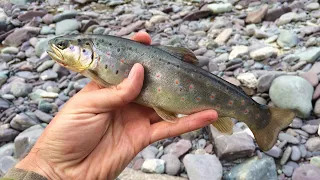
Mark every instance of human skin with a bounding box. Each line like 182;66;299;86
14;32;218;180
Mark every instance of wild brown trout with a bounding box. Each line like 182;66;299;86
47;34;295;151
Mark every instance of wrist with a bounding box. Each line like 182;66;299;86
15;153;62;180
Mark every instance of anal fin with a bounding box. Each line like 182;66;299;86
212;117;234;135
153;107;178;123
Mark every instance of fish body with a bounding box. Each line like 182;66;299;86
47;34;295;151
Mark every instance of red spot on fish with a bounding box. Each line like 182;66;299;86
244;109;249;114
120;59;125;64
228;100;233;106
111;64;114;68
157;87;161;92
156;73;161;78
106;52;110;56
210;93;215;100
241;100;245;105
175;79;179;85
181;97;185;101
196;97;201;102
215;105;221;109
189;84;194;90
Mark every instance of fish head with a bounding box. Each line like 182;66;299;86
47;36;95;72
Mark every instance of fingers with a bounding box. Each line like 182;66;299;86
131;31;152;45
73;63;145;113
149;110;218;143
79;81;101;93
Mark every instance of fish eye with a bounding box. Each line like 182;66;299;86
57;40;68;50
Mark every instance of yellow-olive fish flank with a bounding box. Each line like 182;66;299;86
47;34;296;151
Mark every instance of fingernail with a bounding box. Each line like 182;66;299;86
128;66;136;80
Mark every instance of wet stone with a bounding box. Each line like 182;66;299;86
292;164;320;180
281;146;292;165
141;159;165;174
10;112;40;131
0;126;20;142
301;124;318;134
0;156;17;175
265;146;282;158
290;118;303;128
161;154;181;176
290;146;301;161
166;139;191;158
0;143;14;158
306;137;320;152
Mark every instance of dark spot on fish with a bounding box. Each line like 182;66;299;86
117;48;120;52
167;62;170;65
116;70;119;74
77;39;81;43
109;43;112;46
82;49;86;53
86;42;90;45
177;65;180;68
96;43;99;46
105;65;108;69
129;47;132;50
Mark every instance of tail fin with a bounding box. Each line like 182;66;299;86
250;107;295;151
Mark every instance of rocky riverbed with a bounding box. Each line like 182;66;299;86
1;0;320;179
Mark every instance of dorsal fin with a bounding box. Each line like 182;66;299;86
154;45;199;65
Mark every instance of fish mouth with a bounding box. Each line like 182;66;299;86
47;44;67;66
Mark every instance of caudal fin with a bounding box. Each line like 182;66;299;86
250;107;295;151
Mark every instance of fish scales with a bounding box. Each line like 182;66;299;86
47;34;296;151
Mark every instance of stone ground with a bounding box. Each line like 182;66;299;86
1;0;320;179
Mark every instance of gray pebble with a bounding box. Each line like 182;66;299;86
290;146;301;161
281;146;292;165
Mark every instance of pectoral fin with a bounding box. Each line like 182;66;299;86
212;117;234;135
153;107;178;123
84;69;112;88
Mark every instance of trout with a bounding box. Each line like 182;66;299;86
47;34;295;151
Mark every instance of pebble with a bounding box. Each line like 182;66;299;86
314;99;320;117
229;45;249;60
257;74;277;93
300;72;319;87
269;76;314;118
207;3;233;14
292;164;320;180
305;2;320;11
183;154;222;180
313;84;320;100
277;30;299;48
290;118;303;128
0;156;17;175
209;126;255;160
290;146;301;161
55;19;81;35
265;146;282;158
297;47;320;63
0;126;20;142
224;155;277;180
14;124;45;159
245;4;268;24
166;139;191;158
236;73;258;89
278;133;300;144
197;139;206;149
142;146;158;160
301;124;318;134
310;156;320;168
281;146;292;165
161;154;181;176
282;165;294;177
34;110;53;123
40;70;58;81
0;143;14;158
214;28;232;45
10;81;32;98
10;113;39;131
1;47;19;54
141;159;165;174
53;10;78;22
306;137;320;152
249;46;278;61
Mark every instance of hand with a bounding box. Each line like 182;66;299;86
15;32;218;180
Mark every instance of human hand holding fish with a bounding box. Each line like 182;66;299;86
12;32;218;180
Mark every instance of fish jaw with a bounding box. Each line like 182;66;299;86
47;44;67;66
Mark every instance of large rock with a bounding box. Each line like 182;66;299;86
209;125;255;160
183;154;222;180
292;164;320;180
14;124;45;159
269;76;314;118
224;155;277;180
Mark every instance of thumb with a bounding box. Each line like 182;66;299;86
70;63;144;113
